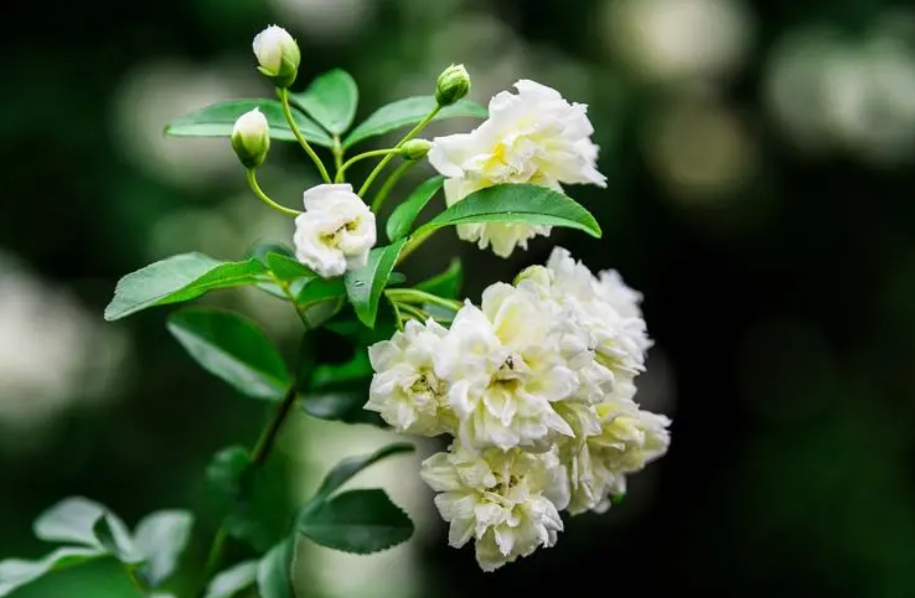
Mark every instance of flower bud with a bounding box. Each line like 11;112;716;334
400;139;433;160
252;25;301;88
435;64;471;107
231;108;270;169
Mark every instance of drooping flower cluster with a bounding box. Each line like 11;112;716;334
428;80;607;258
366;247;671;570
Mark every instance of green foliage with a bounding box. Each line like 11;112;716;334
264;252;315;283
208;446;294;553
164;99;333;147
387;176;444;241
290;69;359;135
343;96;487;148
299;349;385;426
256;541;295;598
132;511;194;587
415;183;603;239
344;239;408;328
167;308;291;401
203;561;258;598
296;444;415;554
0;548;105;597
1;499;193;596
415;259;463;299
298;489;413;554
105;254;268;321
308;443;414;503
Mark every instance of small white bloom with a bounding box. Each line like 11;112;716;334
231;108;270;168
429;80;606;187
561;381;671;515
365;319;456;436
436;284;577;451
428;80;606;258
420;443;569;572
293;184;376;278
252;25;300;81
521;247;652;381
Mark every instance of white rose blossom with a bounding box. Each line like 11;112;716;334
435;284;577;451
420;443;569;572
252;25;300;78
293;184;376;278
365;318;456;436
561;381;671;515
428;80;607;258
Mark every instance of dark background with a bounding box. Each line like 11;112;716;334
3;0;915;596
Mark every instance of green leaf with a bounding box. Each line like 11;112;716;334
289;70;359;135
34;498;116;548
248;242;295;264
310;443;414;504
300;351;383;426
297;277;346;306
344;239;408;328
133;511;194;587
265;252;315;283
92;515;141;564
167;308;291;401
105;254;268;321
209;448;294;552
414;183;602;239
299;489;413;554
204;561;259;598
0;548;105;597
207;446;252;501
415;259;463;299
257;541;294;598
343;96;487;148
387;176;444;242
164;99;333;147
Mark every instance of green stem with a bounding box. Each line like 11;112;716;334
332;136;344;177
387;298;405;331
358;106;441;197
197;382;299;597
386;288;462;311
396;302;430;322
277;277;313;330
278;87;332;184
371;159;417;212
335;148;399;184
126;566;147;596
398;228;438;263
246;170;301;217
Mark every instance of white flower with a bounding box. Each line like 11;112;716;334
520;247;652;381
365;319;456;436
428;80;606;258
420;443;569;571
561;381;671;515
429;80;606;187
252;25;300;80
435;284;577;451
293;184;376;278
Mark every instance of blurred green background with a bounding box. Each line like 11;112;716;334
3;0;915;596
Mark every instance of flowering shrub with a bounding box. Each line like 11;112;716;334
0;24;670;597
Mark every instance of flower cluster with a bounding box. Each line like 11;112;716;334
429;80;607;258
366;248;671;570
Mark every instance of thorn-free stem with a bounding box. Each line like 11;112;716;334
278;87;332;184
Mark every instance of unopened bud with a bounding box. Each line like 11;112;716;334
252;25;301;88
400;139;433;160
232;108;270;169
435;64;471;107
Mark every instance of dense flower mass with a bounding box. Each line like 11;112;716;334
428;80;607;257
293;183;376;278
366;247;671;570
